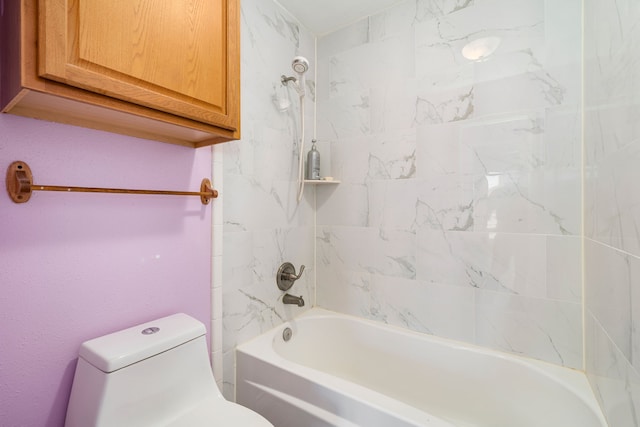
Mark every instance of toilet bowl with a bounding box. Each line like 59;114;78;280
64;313;273;427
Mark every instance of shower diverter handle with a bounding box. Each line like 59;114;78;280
277;262;305;291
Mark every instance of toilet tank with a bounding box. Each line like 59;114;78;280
65;314;220;427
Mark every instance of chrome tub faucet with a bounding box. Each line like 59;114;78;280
282;293;305;307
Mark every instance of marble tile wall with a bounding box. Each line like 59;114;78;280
220;0;316;399
316;0;584;369
224;3;640;423
584;0;640;424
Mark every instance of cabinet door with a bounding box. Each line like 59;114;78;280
38;0;239;132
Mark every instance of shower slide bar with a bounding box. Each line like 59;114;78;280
6;161;218;205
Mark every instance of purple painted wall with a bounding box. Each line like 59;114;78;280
0;115;213;426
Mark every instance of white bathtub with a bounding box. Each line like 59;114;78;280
236;308;608;427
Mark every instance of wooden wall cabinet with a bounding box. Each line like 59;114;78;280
1;0;240;148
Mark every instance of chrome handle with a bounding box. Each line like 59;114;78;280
283;264;305;281
277;262;305;291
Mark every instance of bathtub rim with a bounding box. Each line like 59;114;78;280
236;307;608;427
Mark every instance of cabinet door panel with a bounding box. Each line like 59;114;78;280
39;0;237;130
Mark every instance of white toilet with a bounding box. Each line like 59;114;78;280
65;313;273;426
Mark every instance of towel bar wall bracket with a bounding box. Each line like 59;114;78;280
6;161;218;205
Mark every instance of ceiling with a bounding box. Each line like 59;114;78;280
276;0;406;35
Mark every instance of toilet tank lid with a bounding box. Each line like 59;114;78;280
78;313;206;373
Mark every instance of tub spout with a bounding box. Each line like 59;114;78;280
283;293;305;307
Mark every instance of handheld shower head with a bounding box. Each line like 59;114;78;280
288;56;309;97
292;56;309;74
285;56;311;203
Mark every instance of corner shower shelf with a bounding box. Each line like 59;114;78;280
304;179;341;185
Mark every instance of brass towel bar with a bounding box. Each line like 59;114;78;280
6;161;218;205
